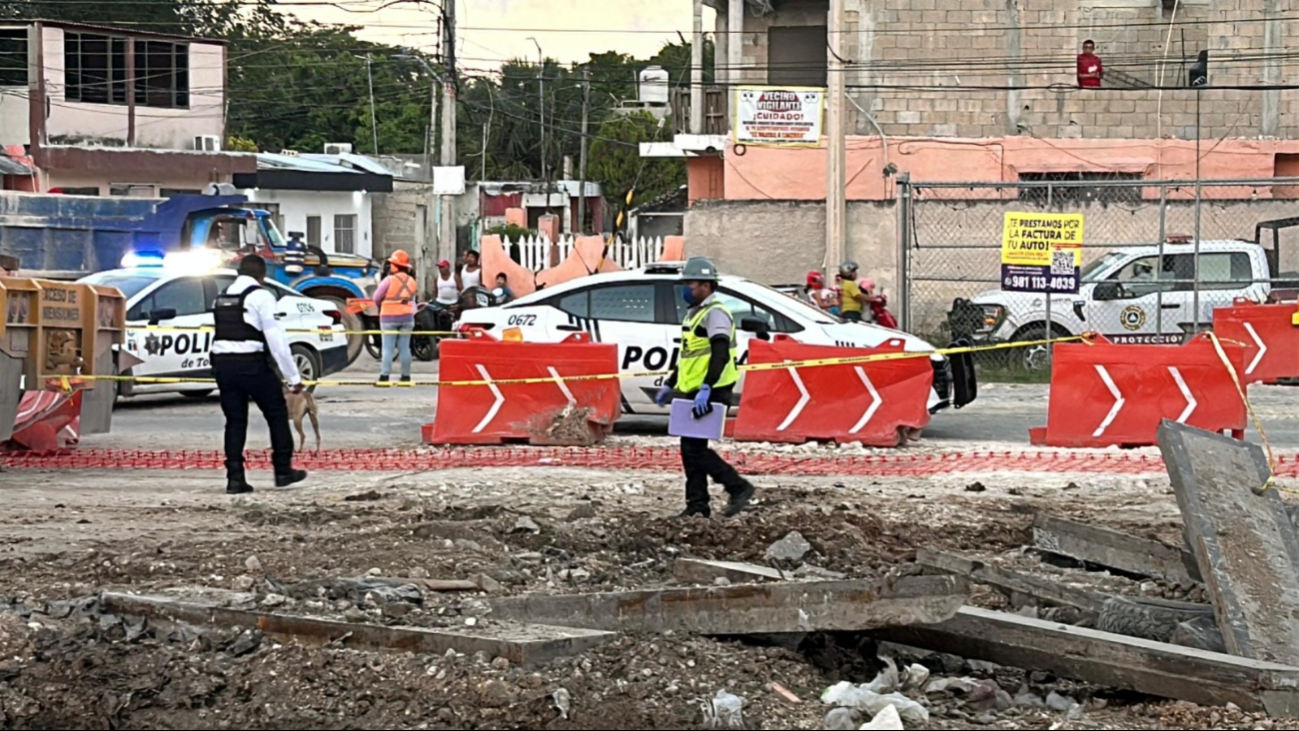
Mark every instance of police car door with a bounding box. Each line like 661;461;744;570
667;284;801;408
128;277;214;391
576;282;672;413
1087;254;1182;344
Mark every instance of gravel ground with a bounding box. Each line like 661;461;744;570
2;465;1297;729
6;358;1299;729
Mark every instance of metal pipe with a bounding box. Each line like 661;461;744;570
1156;184;1167;337
1193;87;1202;334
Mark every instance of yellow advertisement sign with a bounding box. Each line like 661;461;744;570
1001;212;1085;267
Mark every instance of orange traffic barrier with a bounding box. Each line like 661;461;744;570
423;330;622;446
1030;334;1248;448
1212;299;1299;384
730;335;934;447
4;390;81;452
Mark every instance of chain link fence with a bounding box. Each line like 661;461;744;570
898;176;1299;373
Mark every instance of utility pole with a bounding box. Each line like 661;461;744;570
690;0;704;134
366;54;379;154
527;38;544;184
578;67;590;234
825;0;847;277
439;0;457;265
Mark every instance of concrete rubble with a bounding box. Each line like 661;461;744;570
11;430;1299;727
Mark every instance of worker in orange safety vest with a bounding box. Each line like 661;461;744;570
373;249;419;386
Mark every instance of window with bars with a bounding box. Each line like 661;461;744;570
1017;172;1143;206
0;29;27;87
65;33;128;104
134;40;188;108
64;33;188;108
334;214;356;254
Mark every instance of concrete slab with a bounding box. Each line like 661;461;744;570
489;575;968;635
872;606;1299;717
916;548;1106;614
1158;421;1299;666
101;592;611;666
1032;513;1201;585
672;558;785;584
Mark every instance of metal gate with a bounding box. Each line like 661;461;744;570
898;175;1299;369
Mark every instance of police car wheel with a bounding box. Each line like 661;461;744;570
291;344;322;394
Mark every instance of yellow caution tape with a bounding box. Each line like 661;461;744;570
47;334;1083;390
1204;331;1290;496
125;325;464;337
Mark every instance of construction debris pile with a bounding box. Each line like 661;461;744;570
2;423;1299;729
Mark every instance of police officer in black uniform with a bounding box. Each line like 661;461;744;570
211;255;308;494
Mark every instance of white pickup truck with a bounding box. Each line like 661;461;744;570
951;222;1299;368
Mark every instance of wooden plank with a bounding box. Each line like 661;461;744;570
915;548;1106;614
871;606;1299;717
673;558;784;584
100;592;612;666
1159;422;1299;666
489;575;968;635
1032;513;1201;585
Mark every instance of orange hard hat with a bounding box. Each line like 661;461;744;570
388;250;411;268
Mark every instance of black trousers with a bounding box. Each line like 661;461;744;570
679;384;752;513
213;354;294;480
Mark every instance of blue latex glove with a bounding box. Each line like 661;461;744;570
654;385;672;407
692;384;714;419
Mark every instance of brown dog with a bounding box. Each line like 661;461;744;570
284;387;321;452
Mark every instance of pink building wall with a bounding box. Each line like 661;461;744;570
717;136;1299;202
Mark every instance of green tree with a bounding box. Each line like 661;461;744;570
588;111;684;222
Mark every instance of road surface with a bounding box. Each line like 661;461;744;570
93;357;1299;452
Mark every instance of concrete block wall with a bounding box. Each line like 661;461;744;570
371;189;426;264
826;0;1289;141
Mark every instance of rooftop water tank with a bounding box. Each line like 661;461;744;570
639;65;670;105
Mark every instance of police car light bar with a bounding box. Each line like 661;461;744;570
122;251;164;268
645;262;686;274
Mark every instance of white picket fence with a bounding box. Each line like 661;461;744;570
507;235;667;272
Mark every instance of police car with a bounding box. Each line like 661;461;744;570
80;264;349;399
455;263;975;414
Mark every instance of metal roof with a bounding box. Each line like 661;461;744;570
0;155;32;176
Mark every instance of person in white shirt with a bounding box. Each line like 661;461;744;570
456;249;482;292
210;255;307;494
434;259;459;306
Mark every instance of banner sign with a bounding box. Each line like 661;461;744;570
733;87;824;147
1000;212;1085;294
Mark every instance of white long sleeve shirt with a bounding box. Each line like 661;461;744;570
210;275;302;386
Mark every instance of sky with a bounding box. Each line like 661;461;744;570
284;0;715;69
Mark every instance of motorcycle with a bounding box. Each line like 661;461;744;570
361;300;453;363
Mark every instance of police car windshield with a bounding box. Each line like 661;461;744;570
80;272;158;299
1081;252;1127;282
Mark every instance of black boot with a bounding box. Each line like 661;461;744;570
226;479;254;495
676;505;711;519
723;484;756;518
275;469;308;488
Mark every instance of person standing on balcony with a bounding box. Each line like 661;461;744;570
1077;40;1104;88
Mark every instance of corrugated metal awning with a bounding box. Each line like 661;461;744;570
0;156;32;176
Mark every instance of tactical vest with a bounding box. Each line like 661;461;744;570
213;285;267;345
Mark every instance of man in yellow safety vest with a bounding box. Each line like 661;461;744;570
655;257;757;519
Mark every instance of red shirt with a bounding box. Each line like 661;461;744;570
1077;53;1103;87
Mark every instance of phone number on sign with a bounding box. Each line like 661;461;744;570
1003;274;1077;292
